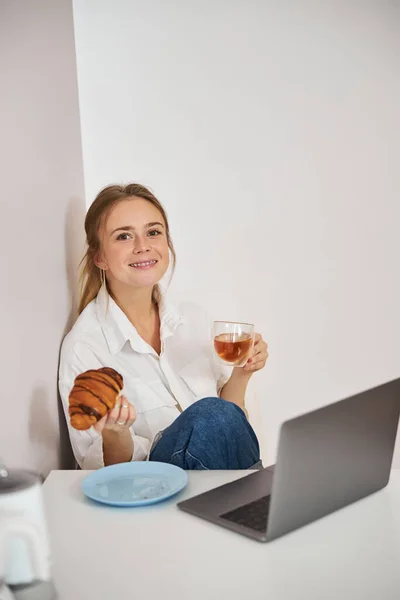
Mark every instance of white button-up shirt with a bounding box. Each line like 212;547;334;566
58;287;230;469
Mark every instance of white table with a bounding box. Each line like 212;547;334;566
43;469;400;600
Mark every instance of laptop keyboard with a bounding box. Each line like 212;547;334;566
220;495;271;532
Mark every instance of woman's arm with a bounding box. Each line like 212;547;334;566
219;334;269;417
102;430;134;465
219;369;251;417
94;396;136;466
59;341;150;468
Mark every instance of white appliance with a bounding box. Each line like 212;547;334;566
0;464;55;600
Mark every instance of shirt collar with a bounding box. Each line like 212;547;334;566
95;286;184;355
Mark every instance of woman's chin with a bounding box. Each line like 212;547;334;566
108;264;168;291
128;268;166;288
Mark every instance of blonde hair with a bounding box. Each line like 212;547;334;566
78;183;176;314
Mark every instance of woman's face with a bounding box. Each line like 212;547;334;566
96;197;170;294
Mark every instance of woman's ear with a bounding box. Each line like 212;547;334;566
93;253;107;270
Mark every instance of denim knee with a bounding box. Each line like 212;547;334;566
186;397;248;432
150;396;260;470
187;397;246;421
187;397;260;468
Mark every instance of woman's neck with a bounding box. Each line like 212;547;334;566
108;281;156;327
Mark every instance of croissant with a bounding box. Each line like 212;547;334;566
68;367;124;430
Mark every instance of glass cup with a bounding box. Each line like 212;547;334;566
213;321;254;367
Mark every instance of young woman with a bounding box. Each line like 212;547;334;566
59;184;269;470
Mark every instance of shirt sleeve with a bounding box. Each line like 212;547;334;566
58;341;151;469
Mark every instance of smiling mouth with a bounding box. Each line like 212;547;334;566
129;260;158;269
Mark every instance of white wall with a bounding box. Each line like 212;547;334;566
73;0;400;466
0;0;86;475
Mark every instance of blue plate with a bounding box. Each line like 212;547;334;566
81;462;188;507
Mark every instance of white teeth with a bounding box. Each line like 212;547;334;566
130;260;156;267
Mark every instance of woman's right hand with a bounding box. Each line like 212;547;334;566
93;395;136;434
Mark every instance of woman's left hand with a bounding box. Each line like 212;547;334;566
242;333;269;374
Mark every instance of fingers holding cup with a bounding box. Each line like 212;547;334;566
243;334;269;373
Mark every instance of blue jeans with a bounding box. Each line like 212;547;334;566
149;397;261;470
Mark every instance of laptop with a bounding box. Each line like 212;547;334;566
177;377;400;542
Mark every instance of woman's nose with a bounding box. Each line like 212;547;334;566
132;236;150;253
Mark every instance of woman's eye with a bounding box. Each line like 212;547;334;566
148;229;162;237
116;232;132;241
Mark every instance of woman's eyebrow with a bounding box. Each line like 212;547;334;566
109;222;164;236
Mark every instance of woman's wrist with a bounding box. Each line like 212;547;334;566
231;367;253;382
102;428;134;465
220;367;251;410
102;428;131;440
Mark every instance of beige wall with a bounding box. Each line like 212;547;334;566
0;0;86;476
73;0;400;467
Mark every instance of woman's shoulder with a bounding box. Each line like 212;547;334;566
64;299;100;340
164;297;210;328
165;299;212;341
60;300;103;365
177;300;209;321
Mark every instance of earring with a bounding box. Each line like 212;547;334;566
100;268;106;292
